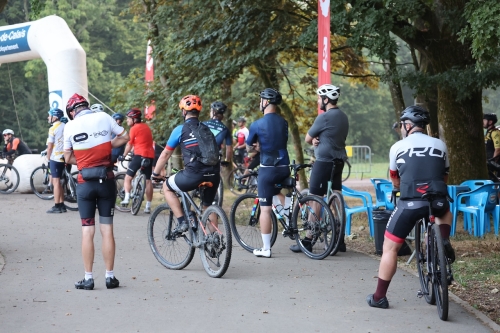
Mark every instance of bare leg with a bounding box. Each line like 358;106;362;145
164;183;183;217
100;224;116;271
145;179;153;201
82;226;96;272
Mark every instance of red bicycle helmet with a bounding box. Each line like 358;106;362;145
66;93;89;116
126;108;142;119
179;95;202;112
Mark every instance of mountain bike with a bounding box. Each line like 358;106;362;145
229;162;336;260
0;153;20;194
416;191;454;321
147;178;232;278
116;156;147;215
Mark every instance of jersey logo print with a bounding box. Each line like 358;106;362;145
184;132;198;148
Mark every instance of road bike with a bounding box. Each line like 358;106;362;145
229;162;336;260
415;191;454;321
29;162;79;211
115;156;147;215
147;178;232;278
0;153;20;194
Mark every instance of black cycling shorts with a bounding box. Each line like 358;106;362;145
166;170;220;207
126;155;153;180
76;179;116;226
234;148;247;165
248;153;260;170
385;198;450;243
257;166;290;206
309;160;344;196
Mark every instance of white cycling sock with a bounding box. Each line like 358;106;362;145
145;201;151;208
261;233;272;251
85;272;93;280
124;193;130;201
105;270;114;278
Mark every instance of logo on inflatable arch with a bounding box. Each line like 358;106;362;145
0;25;31;55
49;90;63;111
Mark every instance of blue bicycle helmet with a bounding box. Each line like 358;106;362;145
112;113;125;121
48;108;64;119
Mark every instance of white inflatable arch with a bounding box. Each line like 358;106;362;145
0;15;88;192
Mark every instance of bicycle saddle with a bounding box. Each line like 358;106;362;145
275;177;294;189
198;181;213;188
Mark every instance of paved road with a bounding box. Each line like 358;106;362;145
0;194;497;333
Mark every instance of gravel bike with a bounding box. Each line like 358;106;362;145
0;153;20;194
147;178;232;278
229;162;336;260
29;162;79;211
416;191;454;321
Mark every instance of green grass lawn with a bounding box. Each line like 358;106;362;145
345;162;389;180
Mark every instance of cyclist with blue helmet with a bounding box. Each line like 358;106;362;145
46;108;68;214
111;113;126;164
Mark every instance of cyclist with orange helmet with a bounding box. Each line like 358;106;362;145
152;95;220;234
119;108;156;213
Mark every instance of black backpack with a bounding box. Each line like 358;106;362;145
185;121;219;166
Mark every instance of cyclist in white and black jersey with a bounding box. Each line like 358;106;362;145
367;105;455;310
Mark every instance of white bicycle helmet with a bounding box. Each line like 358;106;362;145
2;129;14;135
317;84;340;100
90;104;104;112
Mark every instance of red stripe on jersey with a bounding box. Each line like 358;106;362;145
74;141;113;170
185;143;199;148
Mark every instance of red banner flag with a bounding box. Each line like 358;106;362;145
144;40;155;120
318;0;331;114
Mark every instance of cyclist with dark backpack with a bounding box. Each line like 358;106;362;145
152;95;220;234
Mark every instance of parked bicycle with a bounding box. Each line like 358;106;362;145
415;191;454;321
228;167;258;195
29;162;79;211
229;162;336;260
304;147;351;182
147;178;232;278
115;155;147;215
0;153;19;194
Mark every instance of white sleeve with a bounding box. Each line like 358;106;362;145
63;123;73;150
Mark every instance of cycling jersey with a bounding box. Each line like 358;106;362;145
246;113;290;167
235;127;249;146
204;119;232;146
166;118;220;174
3;137;31;156
64;109;125;182
47;121;65;162
485;128;500;159
129;123;155;158
389;132;449;199
307;107;348;162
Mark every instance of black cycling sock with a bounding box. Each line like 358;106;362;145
439;224;451;239
373;278;391;301
56;203;63;208
177;216;185;225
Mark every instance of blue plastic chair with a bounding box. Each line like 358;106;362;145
375;183;396;210
370;178;391;209
452;184;500;237
342;185;375;237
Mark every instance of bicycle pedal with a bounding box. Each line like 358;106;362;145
416;290;425;298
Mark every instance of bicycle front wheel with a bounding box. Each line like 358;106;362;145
63;172;78;211
216;177;224;206
30;165;54;200
342;160;351;182
431;224;449;321
147;203;195;270
114;172;130;212
229;193;278;252
415;220;435;305
199;205;232;278
292;195;335;260
0;163;20;194
131;174;146;215
327;190;346;256
228;167;246;195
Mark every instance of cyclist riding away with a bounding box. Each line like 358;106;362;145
246;88;290;258
46;108;69;214
2;129;32;162
290;84;348;254
233;117;249;166
366;105;455;309
64;93;129;290
152;95;221;234
204;101;233;163
119;108;155;214
111;113;126;164
483;113;500;180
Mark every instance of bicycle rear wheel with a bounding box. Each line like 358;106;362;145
199;205;232;278
415;220;435;304
342;160;351;182
292;195;335;260
0;163;20;194
147;203;195;270
228;167;246;195
30;165;54;200
431;224;449;321
327;191;346;256
246;173;258;194
114;172;130;212
63;172;78;211
131;174;146;215
229;193;278;252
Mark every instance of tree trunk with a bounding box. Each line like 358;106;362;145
438;88;487;183
385;57;405;120
0;0;7;14
415;53;439;138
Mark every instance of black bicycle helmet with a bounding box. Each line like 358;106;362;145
259;88;282;105
483;113;498;124
400;105;430;126
211;101;227;114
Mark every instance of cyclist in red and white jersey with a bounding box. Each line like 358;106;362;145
64;93;129;291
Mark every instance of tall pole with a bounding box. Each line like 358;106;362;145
144;39;156;120
318;0;331;114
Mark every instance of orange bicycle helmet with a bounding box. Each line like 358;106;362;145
179;95;202;112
